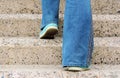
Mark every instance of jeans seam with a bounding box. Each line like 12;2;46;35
86;25;94;66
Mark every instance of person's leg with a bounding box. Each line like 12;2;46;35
40;0;60;39
62;0;94;71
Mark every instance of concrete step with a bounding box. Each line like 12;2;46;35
0;0;120;14
0;0;41;14
0;14;120;37
91;0;120;14
0;65;120;78
0;37;120;65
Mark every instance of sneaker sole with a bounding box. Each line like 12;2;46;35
40;26;58;39
64;67;90;72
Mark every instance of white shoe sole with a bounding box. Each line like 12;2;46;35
40;26;58;39
64;67;90;72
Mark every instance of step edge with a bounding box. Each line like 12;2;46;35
0;65;120;71
0;14;120;21
0;37;120;47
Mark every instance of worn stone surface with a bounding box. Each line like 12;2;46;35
0;0;41;14
0;0;120;14
0;37;62;65
93;20;120;37
0;65;120;78
0;14;120;37
0;18;40;37
91;0;120;14
0;14;63;37
0;37;120;65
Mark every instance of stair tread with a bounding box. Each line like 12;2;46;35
0;0;119;14
0;37;120;65
0;65;120;78
0;65;119;71
0;14;120;37
0;37;120;47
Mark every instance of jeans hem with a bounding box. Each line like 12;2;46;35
41;21;58;30
62;63;89;68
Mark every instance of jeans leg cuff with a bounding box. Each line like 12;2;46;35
62;63;89;68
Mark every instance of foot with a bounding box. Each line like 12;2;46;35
64;66;90;72
40;23;58;39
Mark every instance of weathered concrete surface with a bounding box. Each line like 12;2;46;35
0;65;120;78
0;14;120;37
91;0;120;14
0;37;120;65
0;0;41;14
93;15;120;37
0;14;61;37
0;17;41;37
0;0;120;14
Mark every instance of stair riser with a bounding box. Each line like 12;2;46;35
0;17;120;37
0;19;40;37
0;45;120;65
0;0;120;14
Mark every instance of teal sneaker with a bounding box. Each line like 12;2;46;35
64;66;90;72
40;23;58;39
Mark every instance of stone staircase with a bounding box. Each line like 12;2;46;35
0;0;120;78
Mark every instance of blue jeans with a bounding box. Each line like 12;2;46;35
41;0;94;68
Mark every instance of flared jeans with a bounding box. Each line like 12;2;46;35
41;0;94;68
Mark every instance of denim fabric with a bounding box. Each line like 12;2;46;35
41;0;60;30
41;0;94;68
